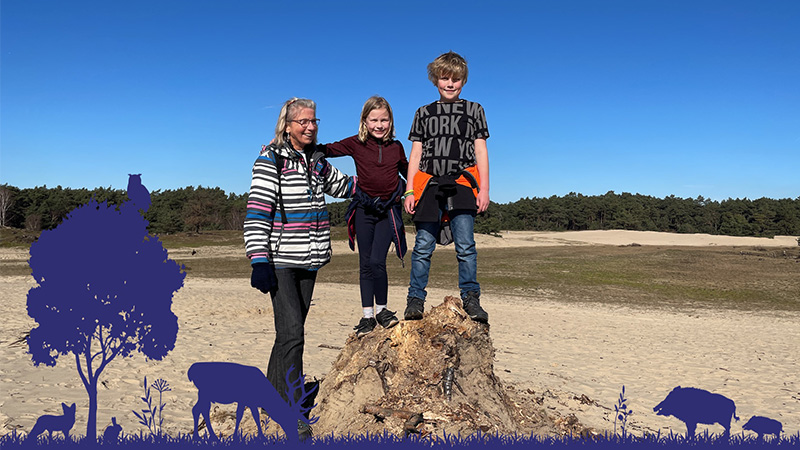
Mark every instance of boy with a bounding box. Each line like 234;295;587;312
402;51;490;323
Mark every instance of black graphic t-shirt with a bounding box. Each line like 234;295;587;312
408;99;489;176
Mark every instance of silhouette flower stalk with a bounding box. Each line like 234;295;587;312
614;385;632;438
151;378;171;435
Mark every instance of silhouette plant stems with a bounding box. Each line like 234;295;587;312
614;385;632;438
133;377;170;435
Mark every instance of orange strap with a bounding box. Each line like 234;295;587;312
412;165;481;204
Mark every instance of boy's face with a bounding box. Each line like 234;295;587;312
436;74;463;102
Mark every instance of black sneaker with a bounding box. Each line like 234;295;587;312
404;297;425;320
375;308;399;328
353;317;377;337
462;291;488;323
298;419;313;442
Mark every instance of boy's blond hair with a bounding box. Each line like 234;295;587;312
274;97;317;148
358;96;396;143
427;51;469;85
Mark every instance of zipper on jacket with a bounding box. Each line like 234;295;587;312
378;143;383;164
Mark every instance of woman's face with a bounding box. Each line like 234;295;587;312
364;108;391;141
285;107;318;150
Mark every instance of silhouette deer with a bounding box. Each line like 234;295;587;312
28;402;76;442
188;362;317;443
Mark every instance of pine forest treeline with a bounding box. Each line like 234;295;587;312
1;184;799;238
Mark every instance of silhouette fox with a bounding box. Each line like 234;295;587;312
28;402;76;442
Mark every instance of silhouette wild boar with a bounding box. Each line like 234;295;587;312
742;415;782;439
188;362;316;442
653;386;739;437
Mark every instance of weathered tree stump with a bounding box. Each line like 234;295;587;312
312;296;562;438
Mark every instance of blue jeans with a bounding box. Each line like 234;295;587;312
408;210;479;300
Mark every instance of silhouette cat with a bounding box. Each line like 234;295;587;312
28;402;76;441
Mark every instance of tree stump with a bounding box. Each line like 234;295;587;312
312;296;562;438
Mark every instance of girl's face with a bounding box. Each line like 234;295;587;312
364;108;391;141
285;107;318;150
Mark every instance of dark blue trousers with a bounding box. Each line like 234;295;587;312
354;205;393;309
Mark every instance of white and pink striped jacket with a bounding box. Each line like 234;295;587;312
244;143;355;269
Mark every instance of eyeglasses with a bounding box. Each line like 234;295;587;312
290;118;320;128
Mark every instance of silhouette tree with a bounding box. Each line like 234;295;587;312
26;176;185;441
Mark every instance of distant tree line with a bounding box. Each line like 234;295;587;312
0;184;246;235
471;192;800;237
2;184;799;238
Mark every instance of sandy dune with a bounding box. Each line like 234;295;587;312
1;230;798;439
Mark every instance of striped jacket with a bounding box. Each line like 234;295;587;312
244;143;356;269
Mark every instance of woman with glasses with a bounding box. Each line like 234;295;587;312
244;97;355;440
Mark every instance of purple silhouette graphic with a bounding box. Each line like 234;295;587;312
653;386;739;438
188;362;318;443
126;173;151;213
27;402;76;442
102;417;122;443
26;175;185;441
132;376;172;435
742;415;783;439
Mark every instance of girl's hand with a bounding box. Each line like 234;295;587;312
404;195;416;215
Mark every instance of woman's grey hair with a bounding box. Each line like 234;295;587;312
273;97;317;148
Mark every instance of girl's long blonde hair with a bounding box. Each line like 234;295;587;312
273;97;317;148
358;96;395;143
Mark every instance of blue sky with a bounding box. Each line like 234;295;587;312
2;0;798;204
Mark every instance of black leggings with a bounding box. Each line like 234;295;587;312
354;205;393;308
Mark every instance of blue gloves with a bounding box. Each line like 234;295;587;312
250;263;277;294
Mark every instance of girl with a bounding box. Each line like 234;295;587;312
323;96;409;337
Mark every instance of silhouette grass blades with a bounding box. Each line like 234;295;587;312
1;426;799;447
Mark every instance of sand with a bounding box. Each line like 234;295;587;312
1;230;798;439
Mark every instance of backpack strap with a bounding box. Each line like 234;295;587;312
273;151;288;225
262;144;288;225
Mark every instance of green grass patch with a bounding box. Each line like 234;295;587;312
5;226;799;313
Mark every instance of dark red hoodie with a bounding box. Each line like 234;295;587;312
322;135;408;200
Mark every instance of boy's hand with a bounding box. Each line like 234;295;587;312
476;189;490;213
404;195;416;215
